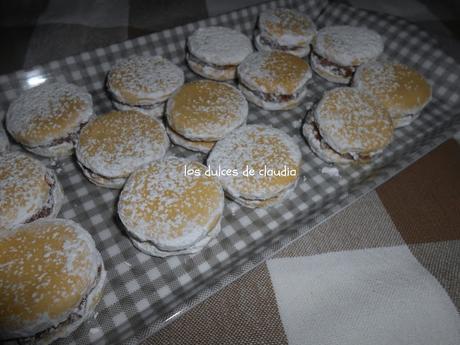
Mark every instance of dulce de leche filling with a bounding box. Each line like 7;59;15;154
308;112;373;161
311;51;356;80
186;51;237;71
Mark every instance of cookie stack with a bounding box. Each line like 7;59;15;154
166;80;248;153
118;158;224;257
207;125;301;208
76;110;169;188
107;55;184;117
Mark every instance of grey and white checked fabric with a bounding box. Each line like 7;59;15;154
1;0;460;344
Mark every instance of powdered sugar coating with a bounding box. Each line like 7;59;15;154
353;61;432;127
0;152;62;229
237;51;311;94
118;158;224;252
166;80;248;141
0;219;103;339
207;125;301;201
313;26;383;66
187;26;253;66
107;55;184;105
314;87;393;155
6;82;93;147
76;110;169;180
258;8;316;47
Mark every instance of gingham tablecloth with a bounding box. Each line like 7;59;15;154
0;0;459;344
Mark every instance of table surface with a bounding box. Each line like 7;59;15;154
1;1;459;344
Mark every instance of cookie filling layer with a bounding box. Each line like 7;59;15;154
78;161;126;186
25;172;57;223
111;96;164;109
311;51;355;80
241;82;306;103
25;122;88;152
307;113;372;161
186;52;236;71
129;215;222;256
258;33;306;51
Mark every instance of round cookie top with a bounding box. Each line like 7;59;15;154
166;80;248;141
187;26;253;66
353;61;432;117
118;158;224;251
258;8;316;47
107;55;184;105
237;51;311;94
313;26;383;66
0;152;52;229
0;219;101;338
207;125;301;200
314;87;394;155
76;110;169;178
6;82;93;147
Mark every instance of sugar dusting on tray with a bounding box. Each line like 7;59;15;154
321;166;340;178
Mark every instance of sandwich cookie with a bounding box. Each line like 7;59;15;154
237;51;312;110
76;110;169;189
302;87;394;164
311;26;384;84
0;219;106;345
118;158;224;257
207;125;301;208
186;26;253;81
0;152;64;230
353;61;432;127
255;8;316;58
107;55;184;117
5;82;93;158
166;80;248;152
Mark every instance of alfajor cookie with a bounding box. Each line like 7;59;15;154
6;82;93;158
237;51;312;110
186;26;253;81
302;87;394;164
255;8;316;58
353;61;432;127
107;55;184;117
311;25;384;84
76;110;169;189
166;80;248;152
207;125;301;208
118;158;224;257
0;152;64;230
0;218;106;345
